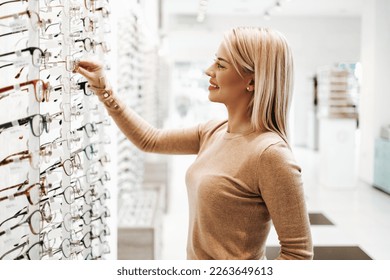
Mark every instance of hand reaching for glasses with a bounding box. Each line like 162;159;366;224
74;59;122;111
74;59;109;91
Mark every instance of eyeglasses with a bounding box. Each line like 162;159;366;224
42;54;80;72
84;0;97;11
0;201;56;238
75;120;109;138
0;0;28;7
94;6;110;18
0;240;41;260
63;210;92;231
39;136;69;156
79;16;97;32
40;153;82;177
90;241;110;259
63;207;110;232
9;234;71;260
95;153;111;167
94;40;111;53
0;112;62;137
0;47;51;68
0;178;29;196
40;238;71;260
0;79;58;102
89;171;111;186
73;37;110;53
0;182;47;205
1;228;56;260
0;10;51;37
0;206;28;232
59;76;94;96
91;226;110;243
69;246;93;260
40;0;78;18
70;230;92;249
73;80;93;96
0;146;50;169
0;138;55;166
0;202;53;237
42;183;94;205
74;37;94;52
73;164;99;185
92;188;110;206
61;102;84;122
43;0;63;7
73;142;99;161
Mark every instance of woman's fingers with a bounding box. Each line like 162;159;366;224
77;59;103;71
74;66;93;80
74;59;107;89
74;59;102;77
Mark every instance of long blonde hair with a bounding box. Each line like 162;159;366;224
222;27;294;144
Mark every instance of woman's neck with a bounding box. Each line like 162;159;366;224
226;105;252;134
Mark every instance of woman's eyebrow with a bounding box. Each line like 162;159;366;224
215;54;231;64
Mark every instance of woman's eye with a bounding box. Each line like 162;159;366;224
216;62;225;69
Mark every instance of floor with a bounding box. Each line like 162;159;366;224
160;147;390;260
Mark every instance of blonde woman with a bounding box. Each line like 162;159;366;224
75;27;313;260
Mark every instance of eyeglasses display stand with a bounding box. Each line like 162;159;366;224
115;0;170;260
117;185;164;260
316;63;360;190
0;0;114;260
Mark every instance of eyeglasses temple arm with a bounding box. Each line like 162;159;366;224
0;29;28;38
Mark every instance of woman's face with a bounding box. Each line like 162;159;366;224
205;43;253;107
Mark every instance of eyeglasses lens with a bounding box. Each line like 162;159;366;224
30;210;42;234
35;80;44;102
63;186;75;204
32;48;42;67
31;114;44;137
62;158;74;176
28;185;40;205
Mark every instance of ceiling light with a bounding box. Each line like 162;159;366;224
274;1;282;12
264;11;271;20
197;0;208;23
197;13;205;23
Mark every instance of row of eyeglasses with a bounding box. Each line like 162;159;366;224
0;0;113;260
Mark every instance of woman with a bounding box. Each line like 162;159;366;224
75;27;313;260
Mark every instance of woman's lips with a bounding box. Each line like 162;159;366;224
209;81;219;91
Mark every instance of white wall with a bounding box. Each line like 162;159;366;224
358;0;390;184
164;15;361;146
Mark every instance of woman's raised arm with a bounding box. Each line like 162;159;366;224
75;59;201;155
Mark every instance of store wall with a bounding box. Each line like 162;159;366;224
165;15;361;147
358;0;390;184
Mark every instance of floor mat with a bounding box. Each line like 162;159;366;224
266;246;373;260
308;213;334;225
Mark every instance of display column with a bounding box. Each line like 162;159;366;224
26;0;41;258
59;0;72;259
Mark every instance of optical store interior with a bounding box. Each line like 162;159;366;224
0;0;389;261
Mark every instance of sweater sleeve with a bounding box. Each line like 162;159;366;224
103;97;202;155
257;141;313;260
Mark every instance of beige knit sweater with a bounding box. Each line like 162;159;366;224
103;96;313;260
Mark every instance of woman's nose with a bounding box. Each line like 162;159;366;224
204;64;214;77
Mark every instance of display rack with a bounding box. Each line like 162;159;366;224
115;0;169;260
116;3;145;193
317;63;360;120
316;63;360;189
0;0;114;260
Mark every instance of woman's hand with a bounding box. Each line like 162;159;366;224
74;59;108;89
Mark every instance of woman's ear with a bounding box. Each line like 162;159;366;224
246;79;255;92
